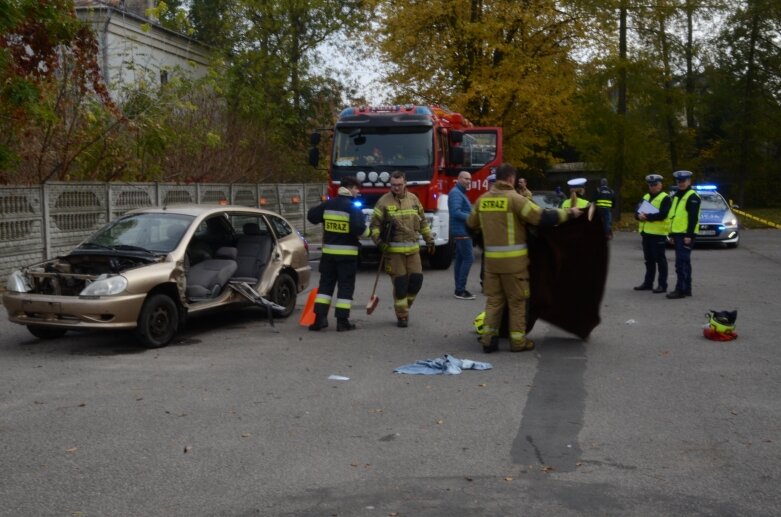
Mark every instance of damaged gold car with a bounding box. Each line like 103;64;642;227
3;205;311;347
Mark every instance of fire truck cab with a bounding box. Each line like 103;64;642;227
309;104;502;269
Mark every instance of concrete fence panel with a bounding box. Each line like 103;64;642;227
0;182;328;281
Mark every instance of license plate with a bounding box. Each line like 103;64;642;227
698;230;716;236
21;300;62;315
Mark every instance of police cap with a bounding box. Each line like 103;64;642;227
567;177;587;187
672;170;693;180
645;174;663;184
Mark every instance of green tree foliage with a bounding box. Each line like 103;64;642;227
187;0;366;180
0;0;119;182
367;0;583;175
699;0;781;206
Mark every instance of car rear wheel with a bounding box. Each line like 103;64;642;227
27;325;67;340
270;272;297;318
135;294;179;348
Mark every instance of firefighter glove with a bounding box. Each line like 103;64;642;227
378;242;390;254
427;242;436;255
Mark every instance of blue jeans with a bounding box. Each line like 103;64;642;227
453;237;474;292
673;234;695;294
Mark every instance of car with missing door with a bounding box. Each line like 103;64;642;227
3;205;311;347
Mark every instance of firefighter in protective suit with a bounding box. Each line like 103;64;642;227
370;170;435;327
467;163;582;353
307;176;367;331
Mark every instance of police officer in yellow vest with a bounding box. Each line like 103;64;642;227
667;170;701;299
562;177;590;208
467;163;582;353
370;170;435;327
634;174;672;293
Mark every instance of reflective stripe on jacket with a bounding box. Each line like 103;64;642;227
562;197;590;209
594;186;614;208
639;192;671;236
370;190;434;254
307;194;366;257
467;182;569;274
670;188;701;235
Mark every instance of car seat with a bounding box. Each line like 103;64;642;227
186;246;238;300
232;222;274;283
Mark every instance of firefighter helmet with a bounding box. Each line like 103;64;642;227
473;311;487;334
703;310;737;341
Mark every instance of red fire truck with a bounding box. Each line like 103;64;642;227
309;104;502;269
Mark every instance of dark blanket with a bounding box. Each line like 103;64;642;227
526;211;609;340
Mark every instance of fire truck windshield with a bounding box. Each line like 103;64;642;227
333;127;433;169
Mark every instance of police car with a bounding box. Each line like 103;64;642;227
670;185;740;248
694;185;740;247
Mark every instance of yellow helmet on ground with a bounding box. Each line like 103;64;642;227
703;310;738;341
707;310;737;334
474;311;487;334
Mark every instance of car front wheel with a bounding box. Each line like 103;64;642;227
135;294;179;348
27;325;67;340
270;272;297;318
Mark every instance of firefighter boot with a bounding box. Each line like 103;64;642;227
308;314;329;331
480;336;499;354
510;338;535;352
337;318;356;332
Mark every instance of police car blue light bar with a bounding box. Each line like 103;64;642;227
353;200;363;208
694;184;718;190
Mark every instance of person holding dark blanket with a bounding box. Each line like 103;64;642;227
667;170;701;299
525;212;609;340
634;174;672;293
467;163;582;353
306;176;367;331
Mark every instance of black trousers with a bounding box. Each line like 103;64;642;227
641;233;668;289
314;255;357;319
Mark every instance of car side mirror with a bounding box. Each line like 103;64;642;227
449;131;463;144
310;132;321;146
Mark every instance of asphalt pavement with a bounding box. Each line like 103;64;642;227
1;229;780;516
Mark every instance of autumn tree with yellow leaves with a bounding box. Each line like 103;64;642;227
365;0;586;175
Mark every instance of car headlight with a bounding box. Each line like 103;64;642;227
6;270;31;293
80;274;128;296
724;217;738;227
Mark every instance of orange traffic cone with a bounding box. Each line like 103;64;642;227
299;288;318;326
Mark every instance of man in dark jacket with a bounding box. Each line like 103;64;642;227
306;176;367;331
